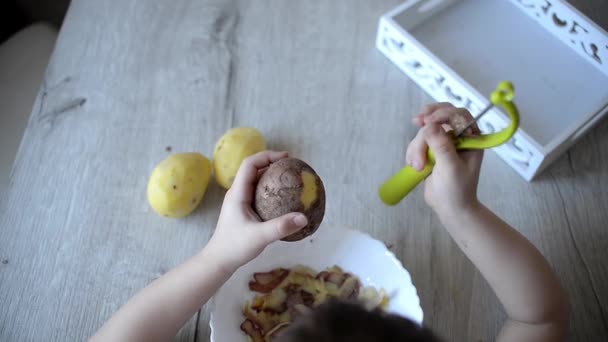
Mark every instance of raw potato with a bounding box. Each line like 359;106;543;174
147;153;211;218
213;127;266;189
254;158;325;241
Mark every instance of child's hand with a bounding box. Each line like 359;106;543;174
206;151;308;269
406;103;483;217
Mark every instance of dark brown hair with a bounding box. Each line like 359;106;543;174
276;300;441;342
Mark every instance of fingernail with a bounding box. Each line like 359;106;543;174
412;160;422;171
293;214;308;227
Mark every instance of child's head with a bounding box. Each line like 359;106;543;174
276;300;440;342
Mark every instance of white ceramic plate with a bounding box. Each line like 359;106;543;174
210;225;423;341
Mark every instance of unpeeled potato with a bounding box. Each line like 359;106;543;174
213;127;266;189
147;152;211;218
254;158;326;241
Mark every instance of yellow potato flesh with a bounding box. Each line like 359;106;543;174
300;171;318;210
147;153;211;218
213;127;266;189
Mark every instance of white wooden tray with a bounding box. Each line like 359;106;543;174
376;0;608;180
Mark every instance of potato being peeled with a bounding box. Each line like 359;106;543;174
213;127;266;189
254;158;325;241
147;153;211;218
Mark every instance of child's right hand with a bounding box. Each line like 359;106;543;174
407;105;569;342
406;103;483;217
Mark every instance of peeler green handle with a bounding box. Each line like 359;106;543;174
378;81;520;206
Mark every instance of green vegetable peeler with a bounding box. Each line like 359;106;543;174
378;81;520;206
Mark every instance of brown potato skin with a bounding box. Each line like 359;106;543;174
254;158;325;241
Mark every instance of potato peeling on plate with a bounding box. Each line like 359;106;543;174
240;266;389;341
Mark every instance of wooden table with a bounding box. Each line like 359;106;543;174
1;1;607;341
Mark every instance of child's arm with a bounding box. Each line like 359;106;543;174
91;151;308;342
441;204;568;341
407;104;569;341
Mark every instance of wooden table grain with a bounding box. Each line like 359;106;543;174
1;1;607;341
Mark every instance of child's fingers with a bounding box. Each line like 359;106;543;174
413;103;457;127
256;167;269;180
257;212;307;244
230;151;289;203
416;102;454;117
406;128;429;171
422;123;460;167
423;107;471;125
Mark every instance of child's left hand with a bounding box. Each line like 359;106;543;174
91;151;307;342
206;151;308;270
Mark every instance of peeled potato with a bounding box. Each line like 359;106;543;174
147;153;211;218
213;127;266;189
